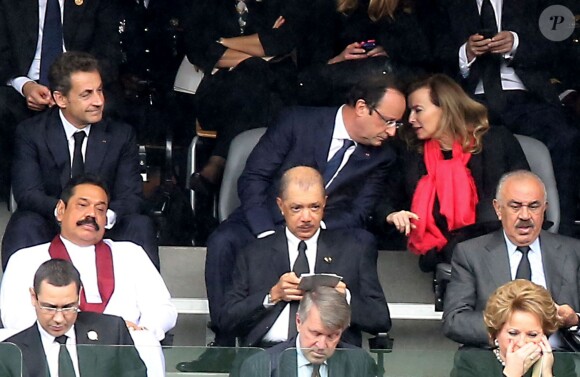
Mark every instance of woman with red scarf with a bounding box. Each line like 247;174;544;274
383;74;529;271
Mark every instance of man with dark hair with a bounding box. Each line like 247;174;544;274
177;166;390;372
1;259;146;377
0;0;120;200
236;286;378;377
1;175;176;375
203;75;404;349
1;51;159;270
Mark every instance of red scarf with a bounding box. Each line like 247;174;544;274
408;139;478;255
48;236;115;313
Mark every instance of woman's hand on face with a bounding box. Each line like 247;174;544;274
539;335;555;377
386;210;419;235
503;340;542;377
328;42;368;64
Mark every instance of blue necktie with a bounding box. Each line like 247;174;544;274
323;139;354;184
39;0;64;86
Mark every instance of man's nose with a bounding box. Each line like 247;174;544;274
300;209;312;222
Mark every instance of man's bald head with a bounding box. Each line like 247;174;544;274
279;166;325;200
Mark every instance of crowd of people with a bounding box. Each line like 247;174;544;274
0;0;578;375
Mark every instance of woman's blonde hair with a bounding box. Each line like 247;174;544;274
337;0;399;21
402;74;490;153
483;280;562;345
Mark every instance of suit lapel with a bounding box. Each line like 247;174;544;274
84;121;110;174
18;325;50;377
19;0;39;49
45;110;73;189
315;109;340;173
484;231;512;287
75;315;100;376
269;232;291;277
314;231;334;274
326;144;373;193
539;231;564;298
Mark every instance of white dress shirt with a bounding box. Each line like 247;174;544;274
38;322;80;377
59;110;91;170
503;232;546;287
1;238;177;341
9;0;67;94
325;105;356;188
457;0;526;93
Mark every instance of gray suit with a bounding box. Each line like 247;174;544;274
443;230;580;347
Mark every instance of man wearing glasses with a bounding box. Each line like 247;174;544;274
443;170;580;348
1;259;146;377
196;74;405;364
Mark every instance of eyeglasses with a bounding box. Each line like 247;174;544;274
505;201;545;214
36;302;79;314
372;108;404;129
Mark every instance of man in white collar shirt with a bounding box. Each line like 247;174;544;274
0;174;177;376
237;286;378;377
2;259;146;377
2;51;159;271
443;170;580;348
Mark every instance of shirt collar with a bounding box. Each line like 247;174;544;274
37;321;77;347
332;105;355;145
60;235;96;254
503;231;541;255
59;109;91;140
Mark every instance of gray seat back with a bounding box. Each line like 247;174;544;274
218;128;267;222
514;134;560;233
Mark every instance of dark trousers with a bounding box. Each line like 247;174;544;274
205;210;256;346
2;210;160;270
478;91;580;235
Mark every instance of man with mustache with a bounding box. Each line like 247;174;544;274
0;174;177;376
176;166;390;372
443;170;580;348
1;51;159;271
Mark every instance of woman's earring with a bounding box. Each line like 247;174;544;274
494;338;499;348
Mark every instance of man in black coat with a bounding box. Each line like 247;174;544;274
1;259;146;377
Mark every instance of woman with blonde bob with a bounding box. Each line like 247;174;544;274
451;280;576;377
380;74;529;271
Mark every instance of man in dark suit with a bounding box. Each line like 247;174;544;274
234;286;378;377
205;75;405;347
434;0;580;236
0;0;120;200
1;51;159;270
2;259;146;377
443;170;580;347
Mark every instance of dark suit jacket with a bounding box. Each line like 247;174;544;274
450;347;577;377
12;108;142;219
236;106;398;236
0;0;120;84
434;0;561;104
443;230;580;346
2;312;147;377
222;229;391;347
235;338;378;377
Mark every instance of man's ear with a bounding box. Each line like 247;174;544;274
52;90;67;108
276;197;284;215
492;199;502;220
55;199;66;222
29;287;37;307
354;99;368;117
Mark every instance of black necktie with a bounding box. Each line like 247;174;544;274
39;0;64;86
479;0;504;113
515;246;532;280
71;132;86;178
311;364;321;377
323;139;354;184
289;241;309;337
55;335;76;377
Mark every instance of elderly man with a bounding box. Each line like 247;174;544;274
206;74;405;347
443;170;580;347
0;174;177;375
236;286;378;377
177;166;390;372
1;259;146;377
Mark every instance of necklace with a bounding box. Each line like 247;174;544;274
493;347;506;366
235;0;248;34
